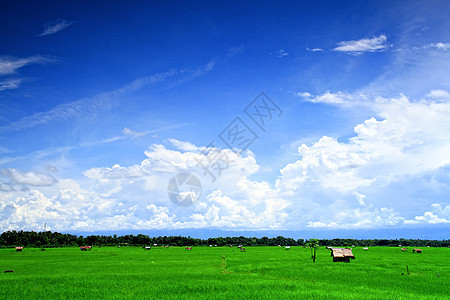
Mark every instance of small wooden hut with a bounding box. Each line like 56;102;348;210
330;248;355;263
413;248;422;253
80;246;92;251
15;247;23;252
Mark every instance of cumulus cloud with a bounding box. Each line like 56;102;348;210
333;34;392;55
37;19;73;36
80;142;288;230
7;169;57;186
278;94;450;200
0;141;286;231
405;204;450;224
0;168;57;192
2;93;450;231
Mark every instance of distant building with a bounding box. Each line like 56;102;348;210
330;248;355;263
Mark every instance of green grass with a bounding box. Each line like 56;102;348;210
0;246;449;299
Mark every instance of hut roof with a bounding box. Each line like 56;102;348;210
331;248;355;258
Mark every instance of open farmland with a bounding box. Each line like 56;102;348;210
0;246;449;299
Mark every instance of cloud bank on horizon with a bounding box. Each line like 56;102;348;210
0;1;449;234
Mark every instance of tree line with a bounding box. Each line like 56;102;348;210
0;230;448;248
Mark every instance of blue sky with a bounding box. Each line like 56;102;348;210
0;1;449;236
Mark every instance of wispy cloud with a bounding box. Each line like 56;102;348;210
333;34;392;55
0;124;189;165
226;45;244;58
0;56;53;91
37;18;73;37
0;69;177;134
425;42;450;51
81;124;188;147
123;128;147;139
306;47;323;52
275;49;289;57
0;58;216;134
0;78;23;91
0;56;51;75
297;91;353;104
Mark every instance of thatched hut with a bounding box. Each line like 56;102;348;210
330;248;355;263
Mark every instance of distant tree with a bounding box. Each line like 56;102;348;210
307;239;319;263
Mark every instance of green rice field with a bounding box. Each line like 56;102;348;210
1;246;449;299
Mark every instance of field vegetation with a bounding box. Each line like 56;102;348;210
1;245;448;299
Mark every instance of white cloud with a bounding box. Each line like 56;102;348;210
0;78;23;91
2;94;450;231
353;192;366;206
0;60;215;133
79;142;287;230
0;70;175;133
333;34;392;55
276;49;289;57
37;19;73;36
84;164;146;180
306;48;323;52
168;138;198;151
123;127;147;138
405;204;450;224
298;91;353;104
0;142;286;231
278;95;450;198
296;92;311;98
1;168;57;189
425;42;450;51
426;89;450;100
307;207;404;229
0;56;51;75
